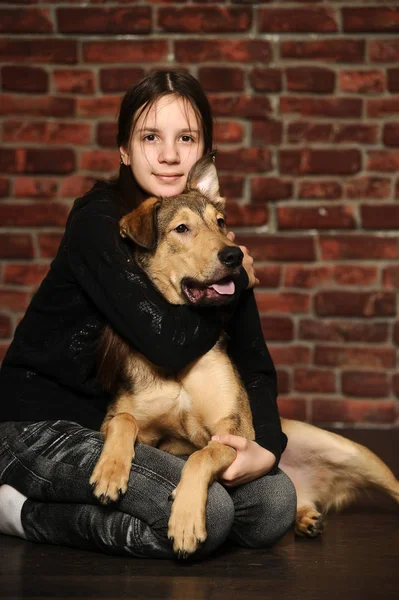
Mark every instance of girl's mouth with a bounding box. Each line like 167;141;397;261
154;174;183;184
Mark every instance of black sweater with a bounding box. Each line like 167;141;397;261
0;183;287;465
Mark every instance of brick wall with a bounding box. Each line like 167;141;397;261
1;0;398;428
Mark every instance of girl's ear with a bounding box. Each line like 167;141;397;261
119;145;129;166
185;151;220;198
119;197;160;250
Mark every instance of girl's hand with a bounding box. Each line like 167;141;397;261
226;232;259;289
211;434;276;487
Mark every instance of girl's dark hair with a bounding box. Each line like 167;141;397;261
115;71;213;212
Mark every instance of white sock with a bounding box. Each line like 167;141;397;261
0;484;28;539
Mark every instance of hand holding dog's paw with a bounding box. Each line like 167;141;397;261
89;455;131;504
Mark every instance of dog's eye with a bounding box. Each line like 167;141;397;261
217;218;226;228
175;224;188;234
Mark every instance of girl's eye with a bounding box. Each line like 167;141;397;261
143;134;157;142
175;224;189;234
181;135;194;143
217;218;226;228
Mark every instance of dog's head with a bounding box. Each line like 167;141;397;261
120;153;243;307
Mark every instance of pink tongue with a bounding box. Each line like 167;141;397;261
209;281;235;295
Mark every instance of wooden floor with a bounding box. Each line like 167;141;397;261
1;429;398;600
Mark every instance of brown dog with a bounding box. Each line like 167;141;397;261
90;154;399;557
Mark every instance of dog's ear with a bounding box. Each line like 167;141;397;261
119;197;160;250
185;151;220;198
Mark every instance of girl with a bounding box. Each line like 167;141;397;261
0;71;296;559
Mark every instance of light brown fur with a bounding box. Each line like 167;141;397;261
90;154;399;556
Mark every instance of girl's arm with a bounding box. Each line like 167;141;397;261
224;289;287;471
67;200;248;373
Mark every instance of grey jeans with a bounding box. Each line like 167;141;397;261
0;420;296;560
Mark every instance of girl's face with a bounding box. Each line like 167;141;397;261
120;95;205;198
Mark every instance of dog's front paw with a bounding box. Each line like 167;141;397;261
295;506;325;538
89;455;131;504
167;487;207;558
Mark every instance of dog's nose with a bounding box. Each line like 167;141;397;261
218;246;243;268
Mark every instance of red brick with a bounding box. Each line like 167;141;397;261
333;124;378;145
53;70;95;95
216;149;271;173
278;206;355;231
0;177;10;198
339;70;385;94
38;233;63;258
320;235;398;260
97;123;117;148
387;68;399;93
251;177;293;202
345;177;391;199
0;95;75;118
77;96;120;118
342;372;389;398
255;265;281;289
361;204;399;229
383;266;399;290
209;95;271;118
3;121;91;145
0;148;75;175
299;319;388;344
100;68;145;93
333;266;378;287
214;121;244;144
0;290;30;312
259;7;337;33
343;7;399;33
14;177;58;199
298;180;342;200
280;39;365;63
280;149;361;175
383;124;399;147
58;7;151;34
0;203;69;227
285;265;335;290
3;264;49;286
315;291;396;318
0;234;34;259
294;368;335;394
315;346;396;369
0;8;53;33
392;373;399;394
276;370;290;396
235;235;315;262
199;67;244;92
256;292;310;314
394;322;399;346
225;203;268;228
252;120;283;145
367;150;399;172
0;315;11;339
369;40;399;63
260;316;294;341
1;66;48;93
280;96;362;118
278;398;307;422
286;67;335;93
312;399;396;425
83;41;167;64
60;175;96;199
175;40;271;63
0;39;77;64
287;122;332;144
218;175;244;200
250;68;282;93
367;97;399;118
80;150;118;173
269;345;311;367
158;7;251;33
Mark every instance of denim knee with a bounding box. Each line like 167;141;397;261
230;469;297;549
195;481;235;557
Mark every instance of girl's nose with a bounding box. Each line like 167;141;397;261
159;142;179;164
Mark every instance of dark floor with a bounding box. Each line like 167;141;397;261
1;429;398;600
